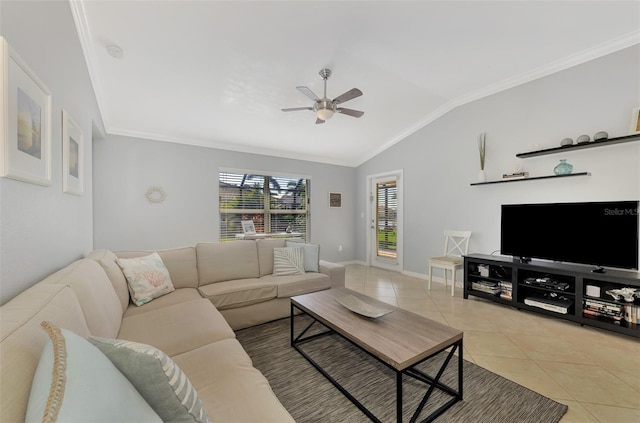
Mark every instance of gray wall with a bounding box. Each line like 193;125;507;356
93;135;356;263
2;0;638;306
0;1;102;304
356;46;640;276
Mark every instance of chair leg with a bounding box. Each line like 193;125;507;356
443;268;448;290
451;269;456;296
428;265;433;291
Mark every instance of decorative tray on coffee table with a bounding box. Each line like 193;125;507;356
335;295;394;319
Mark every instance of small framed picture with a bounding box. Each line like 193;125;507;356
1;37;52;186
629;107;640;135
62;110;83;195
241;220;256;234
329;192;342;208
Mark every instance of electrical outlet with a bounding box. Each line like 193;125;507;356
338;245;343;252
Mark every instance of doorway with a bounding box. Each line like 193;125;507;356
368;171;403;272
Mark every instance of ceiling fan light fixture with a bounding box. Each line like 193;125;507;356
316;108;334;121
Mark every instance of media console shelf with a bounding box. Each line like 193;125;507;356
464;254;640;338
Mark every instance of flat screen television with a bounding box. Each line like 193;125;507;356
501;200;639;271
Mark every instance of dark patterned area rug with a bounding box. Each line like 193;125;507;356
236;316;568;423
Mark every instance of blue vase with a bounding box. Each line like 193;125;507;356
554;159;573;175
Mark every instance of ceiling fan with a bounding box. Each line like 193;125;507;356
282;68;364;124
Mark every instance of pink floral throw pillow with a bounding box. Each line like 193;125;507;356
116;253;175;306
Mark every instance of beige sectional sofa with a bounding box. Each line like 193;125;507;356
0;238;345;422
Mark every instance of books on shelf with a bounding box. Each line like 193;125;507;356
500;282;512;300
583;298;639;323
502;172;530;179
471;280;501;295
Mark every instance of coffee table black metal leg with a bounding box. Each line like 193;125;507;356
290;303;294;347
397;371;403;422
459;339;463;401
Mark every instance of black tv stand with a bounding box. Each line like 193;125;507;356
464;254;640;338
591;267;606;274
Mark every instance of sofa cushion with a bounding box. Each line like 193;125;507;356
117;253;176;306
273;247;305;276
286;240;320;272
267;272;332;298
87;249;130;313
196;241;259;284
123;288;203;318
172;339;295;423
256;238;286;277
116;247;199;289
118;298;235;357
198;279;277;310
89;336;211;423
220;298;291;331
25;322;161;423
1;285;91;423
40;259;122;339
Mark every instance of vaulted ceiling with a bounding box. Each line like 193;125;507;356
70;1;640;166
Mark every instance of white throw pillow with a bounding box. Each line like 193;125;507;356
25;321;161;423
273;247;306;275
285;241;320;272
116;252;175;306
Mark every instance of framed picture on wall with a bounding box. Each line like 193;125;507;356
630;107;640;135
241;220;256;234
329;192;342;208
62;110;83;195
0;37;52;186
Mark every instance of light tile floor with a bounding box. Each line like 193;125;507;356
345;264;640;423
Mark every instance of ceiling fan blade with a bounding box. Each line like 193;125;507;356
281;107;313;112
315;118;325;124
333;88;362;104
297;86;320;101
337;108;364;118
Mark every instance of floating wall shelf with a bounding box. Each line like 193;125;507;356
470;172;590;186
516;134;640;158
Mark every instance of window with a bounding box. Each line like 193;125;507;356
219;171;310;241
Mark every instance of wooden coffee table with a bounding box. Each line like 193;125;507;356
290;288;463;423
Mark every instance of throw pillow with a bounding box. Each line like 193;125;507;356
88;337;211;423
273;247;306;276
285;241;320;272
25;321;161;423
116;252;175;306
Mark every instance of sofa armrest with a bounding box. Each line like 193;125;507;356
319;260;345;289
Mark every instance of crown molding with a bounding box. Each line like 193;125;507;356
68;0;638;169
106;126;358;167
68;0;108;130
355;30;640;167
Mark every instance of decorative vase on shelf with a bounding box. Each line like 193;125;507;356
553;159;573;175
478;169;487;183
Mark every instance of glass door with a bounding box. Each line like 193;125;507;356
369;172;402;271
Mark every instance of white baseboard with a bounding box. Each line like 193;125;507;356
402;270;464;288
335;260;367;266
402;269;428;280
343;265;463;288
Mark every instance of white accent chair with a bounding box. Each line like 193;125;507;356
428;230;472;296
